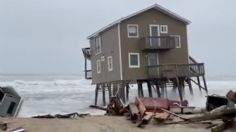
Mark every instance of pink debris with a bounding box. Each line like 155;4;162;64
138;97;188;112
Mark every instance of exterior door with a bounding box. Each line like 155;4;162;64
148;53;159;66
149;25;160;47
148;53;160;77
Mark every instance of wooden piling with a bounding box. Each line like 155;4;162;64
102;84;106;106
187;78;193;95
202;76;208;94
113;83;118;96
176;77;183;102
119;83;126;103
147;81;152;97
126;84;129;101
197;77;202;92
107;84;112;101
138;82;144;97
155;84;161;97
94;84;99;105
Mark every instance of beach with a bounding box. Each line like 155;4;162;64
0;116;220;132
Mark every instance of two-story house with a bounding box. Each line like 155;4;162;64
82;4;208;106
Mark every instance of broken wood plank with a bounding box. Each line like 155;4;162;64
188;108;236;122
128;103;139;121
137;112;154;128
89;105;107;111
160;108;188;121
211;121;233;132
6;127;25;132
136;97;146;117
153;112;170;122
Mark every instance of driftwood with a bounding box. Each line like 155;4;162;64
188;108;236;122
128;103;139;121
89;105;107;111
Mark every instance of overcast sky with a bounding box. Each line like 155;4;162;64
0;0;236;76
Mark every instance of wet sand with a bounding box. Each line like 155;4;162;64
0;116;219;132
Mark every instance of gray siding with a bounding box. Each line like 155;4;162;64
119;9;189;81
90;26;121;84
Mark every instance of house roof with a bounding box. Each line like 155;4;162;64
87;4;191;39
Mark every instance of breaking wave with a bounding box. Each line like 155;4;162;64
0;74;236;117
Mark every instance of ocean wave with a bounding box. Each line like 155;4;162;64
1;77;236;117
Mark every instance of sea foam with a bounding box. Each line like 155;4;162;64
0;75;236;117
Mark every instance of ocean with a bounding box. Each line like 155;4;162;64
0;74;236;117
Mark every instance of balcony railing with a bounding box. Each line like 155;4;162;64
85;70;92;79
82;47;91;59
147;63;205;78
140;36;180;51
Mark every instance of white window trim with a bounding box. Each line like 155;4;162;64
95;36;102;55
171;35;181;48
128;53;140;68
96;59;101;74
127;24;139;38
149;24;160;36
107;56;113;71
160;25;168;34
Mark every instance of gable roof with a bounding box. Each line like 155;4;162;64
87;4;191;39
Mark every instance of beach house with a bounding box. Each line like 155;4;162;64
82;4;207;105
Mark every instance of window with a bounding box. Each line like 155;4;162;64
127;24;139;38
95;36;101;55
129;53;140;68
0;90;5;102
171;35;181;48
7;102;16;114
101;56;105;61
107;56;113;71
96;60;101;74
160;25;168;34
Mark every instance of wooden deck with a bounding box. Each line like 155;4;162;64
139;36;180;51
147;63;205;79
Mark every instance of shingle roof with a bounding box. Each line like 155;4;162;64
87;4;191;39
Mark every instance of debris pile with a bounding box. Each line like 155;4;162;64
32;112;90;119
101;89;236;131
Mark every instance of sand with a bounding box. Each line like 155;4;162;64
0;115;225;132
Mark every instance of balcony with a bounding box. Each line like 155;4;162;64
147;63;205;78
140;36;180;51
82;47;92;79
82;47;91;59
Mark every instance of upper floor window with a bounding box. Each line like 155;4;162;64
129;53;140;68
160;25;168;34
171;35;181;48
95;36;101;55
96;59;101;74
127;24;139;38
107;56;113;71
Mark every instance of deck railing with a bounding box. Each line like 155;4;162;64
147;63;205;78
82;47;91;59
140;36;180;50
85;70;92;79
